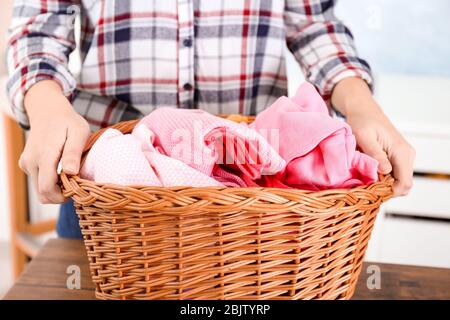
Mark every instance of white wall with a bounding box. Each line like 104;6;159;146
0;114;11;241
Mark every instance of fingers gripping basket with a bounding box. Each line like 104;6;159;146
60;117;393;300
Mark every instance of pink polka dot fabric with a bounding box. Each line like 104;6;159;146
80;125;223;187
80;128;163;186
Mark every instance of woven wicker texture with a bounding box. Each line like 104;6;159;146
60;117;394;300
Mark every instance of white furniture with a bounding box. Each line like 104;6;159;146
365;74;450;268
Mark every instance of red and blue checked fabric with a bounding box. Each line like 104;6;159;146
7;0;373;130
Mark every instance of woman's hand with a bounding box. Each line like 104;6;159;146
20;80;91;204
332;77;415;196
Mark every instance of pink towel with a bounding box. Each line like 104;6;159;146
136;108;286;187
80;125;223;187
250;82;378;190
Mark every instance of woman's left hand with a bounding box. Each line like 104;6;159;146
331;77;415;196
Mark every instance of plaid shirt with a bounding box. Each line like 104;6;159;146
7;0;373;131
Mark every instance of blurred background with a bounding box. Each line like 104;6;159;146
1;0;449;297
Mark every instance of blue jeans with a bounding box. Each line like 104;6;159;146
56;104;143;239
56;199;83;239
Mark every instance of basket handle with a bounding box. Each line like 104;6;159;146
372;174;395;201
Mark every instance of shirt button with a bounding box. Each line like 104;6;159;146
183;37;193;47
183;83;193;91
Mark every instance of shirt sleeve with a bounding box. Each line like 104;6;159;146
284;0;373;102
6;0;79;129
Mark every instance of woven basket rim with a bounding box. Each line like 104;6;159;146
61;171;393;194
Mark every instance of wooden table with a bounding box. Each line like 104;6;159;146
3;239;450;300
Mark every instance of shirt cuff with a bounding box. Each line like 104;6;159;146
309;56;374;104
6;58;77;129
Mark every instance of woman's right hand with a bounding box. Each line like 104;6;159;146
20;80;91;204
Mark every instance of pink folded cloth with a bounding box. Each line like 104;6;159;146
80;124;223;187
136;108;286;187
250;82;378;190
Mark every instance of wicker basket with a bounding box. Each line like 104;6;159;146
60;117;393;300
